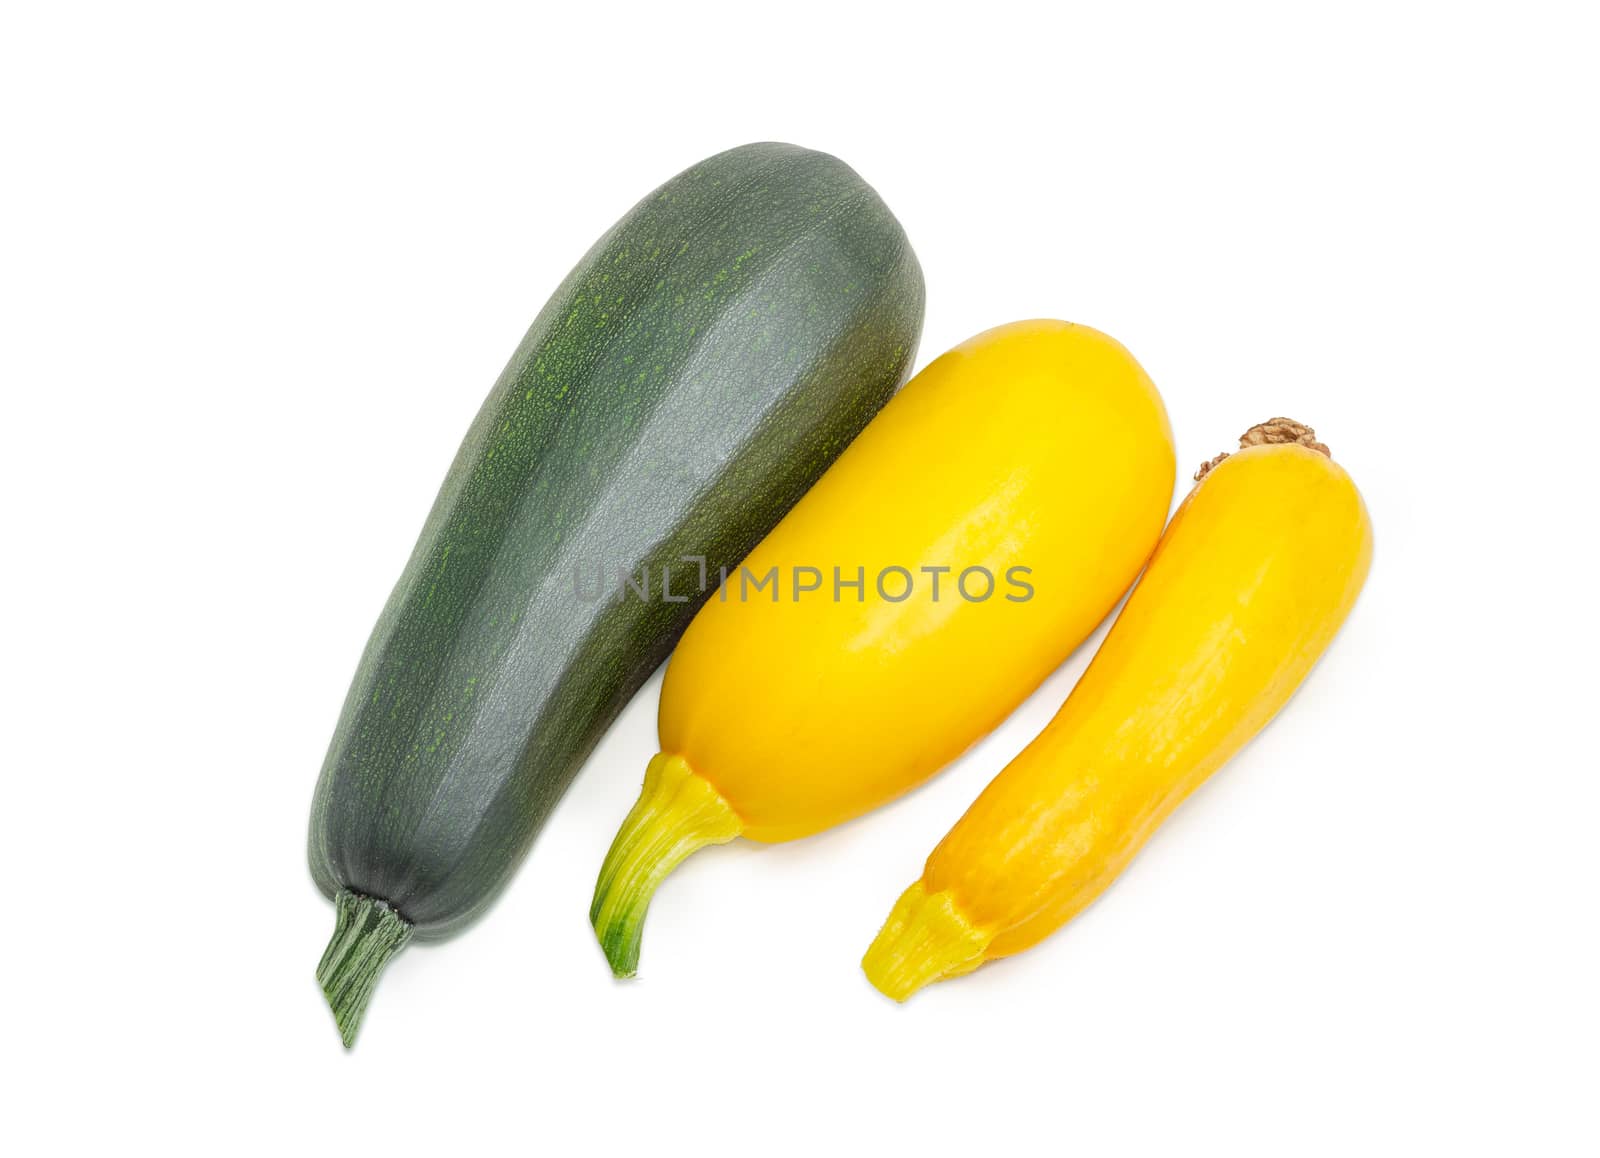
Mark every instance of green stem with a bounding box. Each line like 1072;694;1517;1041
316;890;413;1048
590;752;743;978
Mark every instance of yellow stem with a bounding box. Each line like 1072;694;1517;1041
862;881;993;1002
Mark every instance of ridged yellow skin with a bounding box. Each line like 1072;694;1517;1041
591;320;1176;976
864;439;1372;999
662;320;1176;841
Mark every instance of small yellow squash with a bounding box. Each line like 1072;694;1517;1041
863;419;1373;1000
591;320;1176;976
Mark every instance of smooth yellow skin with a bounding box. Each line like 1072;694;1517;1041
661;320;1176;841
863;441;1372;998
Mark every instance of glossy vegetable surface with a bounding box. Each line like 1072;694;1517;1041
863;420;1372;1000
308;142;924;1045
592;320;1176;976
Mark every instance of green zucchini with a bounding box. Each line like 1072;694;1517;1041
308;142;924;1046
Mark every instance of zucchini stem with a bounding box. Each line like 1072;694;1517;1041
590;752;743;978
317;890;413;1048
862;882;993;1002
1195;416;1331;482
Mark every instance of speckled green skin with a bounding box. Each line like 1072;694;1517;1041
308;142;923;940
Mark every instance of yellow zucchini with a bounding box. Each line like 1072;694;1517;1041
591;320;1177;976
862;419;1373;1000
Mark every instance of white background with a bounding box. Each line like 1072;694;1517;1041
4;1;1596;1153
